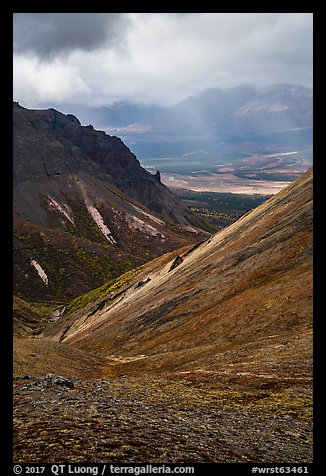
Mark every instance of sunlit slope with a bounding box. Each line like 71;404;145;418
44;169;312;375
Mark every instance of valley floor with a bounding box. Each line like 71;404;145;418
161;172;290;195
13;370;312;464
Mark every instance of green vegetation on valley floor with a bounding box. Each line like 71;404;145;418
174;189;271;230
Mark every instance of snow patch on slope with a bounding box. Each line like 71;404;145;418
131;204;165;225
30;259;48;286
48;197;74;224
126;215;165;239
87;204;117;245
237;101;290;114
76;178;116;244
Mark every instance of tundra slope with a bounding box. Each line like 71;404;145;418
46;168;313;379
15;169;313;463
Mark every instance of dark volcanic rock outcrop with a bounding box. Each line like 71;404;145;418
13;102;197;225
13;102;208;303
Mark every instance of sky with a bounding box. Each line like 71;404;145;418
13;13;313;109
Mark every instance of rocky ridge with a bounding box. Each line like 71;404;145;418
13;102;209;304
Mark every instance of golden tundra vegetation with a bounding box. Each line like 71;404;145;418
13;168;313;463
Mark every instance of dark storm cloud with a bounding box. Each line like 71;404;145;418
13;13;313;108
13;13;130;58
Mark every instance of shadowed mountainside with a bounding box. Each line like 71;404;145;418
13;102;209;303
13;102;205;224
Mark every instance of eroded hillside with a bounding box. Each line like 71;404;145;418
14;169;313;464
45;168;312;377
13;102;209;303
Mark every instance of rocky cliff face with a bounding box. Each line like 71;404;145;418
13;102;208;302
13;102;200;224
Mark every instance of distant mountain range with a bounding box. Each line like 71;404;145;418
52;84;312;178
13;102;208;305
163;83;312;133
55;84;312;135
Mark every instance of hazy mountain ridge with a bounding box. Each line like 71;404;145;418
55;84;312;180
54;84;312;135
150;84;312;135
